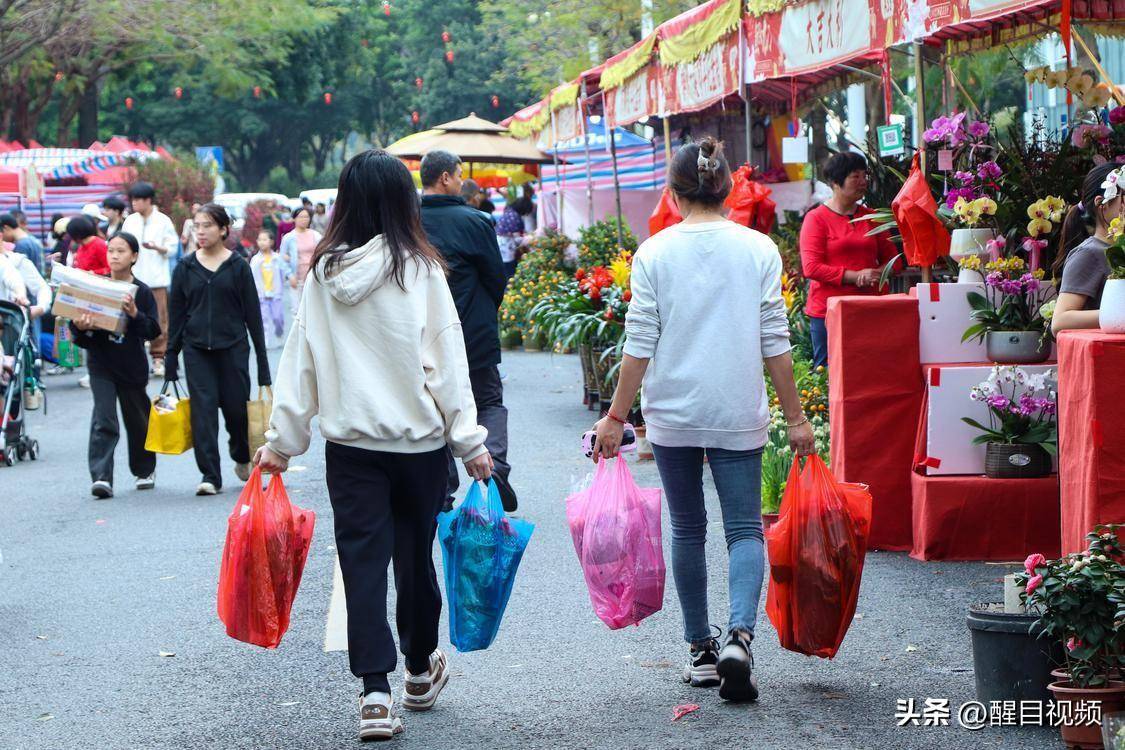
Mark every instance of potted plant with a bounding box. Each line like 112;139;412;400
1100;216;1125;333
963;365;1057;478
1017;526;1125;749
962;254;1056;363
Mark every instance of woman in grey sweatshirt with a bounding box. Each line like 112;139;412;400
593;137;814;703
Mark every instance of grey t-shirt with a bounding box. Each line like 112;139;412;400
1060;236;1111;310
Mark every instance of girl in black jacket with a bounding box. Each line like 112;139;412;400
71;231;161;498
164;204;271;495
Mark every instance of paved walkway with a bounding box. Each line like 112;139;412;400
0;351;1057;749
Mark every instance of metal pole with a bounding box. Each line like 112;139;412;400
582;96;594;224
608;118;624;248
549;107;563;234
662;116;673;168
742;83;753;168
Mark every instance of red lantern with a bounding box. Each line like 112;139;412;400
54;71;63;82
491;94;499;108
253;85;262;98
361;38;369;47
411;111;420;124
445;49;454;63
125;97;134;111
441;30;451;43
323;92;333;105
415;77;423;90
174;87;183;100
382;1;390;15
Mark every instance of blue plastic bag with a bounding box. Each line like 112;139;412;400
437;479;534;652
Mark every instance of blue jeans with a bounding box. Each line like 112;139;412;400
809;315;828;369
651;444;765;643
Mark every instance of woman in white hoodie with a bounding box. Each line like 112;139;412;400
593;137;814;704
255;150;492;741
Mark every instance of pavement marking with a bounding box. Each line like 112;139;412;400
324;554;349;653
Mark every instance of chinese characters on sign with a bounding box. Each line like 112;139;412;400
894;698;1103;730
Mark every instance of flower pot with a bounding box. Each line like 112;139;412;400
523;336;543;352
583;346;601;411
957;267;985;283
985;442;1052;479
1100;279;1125;334
950;228;997;261
579;344;596;407
986;330;1050;364
501;333;522;351
1048;680;1125;749
967;604;1063;704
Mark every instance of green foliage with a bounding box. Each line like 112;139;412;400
577;219;636;269
131;156;215;229
499;230;573;338
1016;526;1125;688
762;359;830;512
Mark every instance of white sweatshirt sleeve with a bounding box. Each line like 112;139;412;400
264;307;320;459
623;251;660;359
422;322;489;461
759;238;792;358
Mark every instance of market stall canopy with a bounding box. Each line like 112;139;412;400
0;147;161;180
0;166;21;193
386;113;551;164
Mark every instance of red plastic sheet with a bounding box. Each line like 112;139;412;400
892;154;951;268
648;187;682;237
1058;331;1125;555
909;472;1061;561
724;165;776;234
827;294;924;550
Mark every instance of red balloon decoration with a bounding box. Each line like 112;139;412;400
323;92;333;105
125;97;134;111
174;87;183;100
445;49;454;63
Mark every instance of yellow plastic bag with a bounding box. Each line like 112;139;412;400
246;386;273;456
145;381;192;455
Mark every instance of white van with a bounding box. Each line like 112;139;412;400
214;192;290;228
299;188;337;208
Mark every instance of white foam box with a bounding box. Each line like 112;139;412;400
50;265;136;335
920;364;1058;476
916;282;1057;364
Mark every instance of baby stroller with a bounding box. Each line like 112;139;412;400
0;300;41;466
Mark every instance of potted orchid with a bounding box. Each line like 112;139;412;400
923;112;1002;263
963;365;1057;478
1100;211;1125;334
961;252;1056;363
1016;526;1125;749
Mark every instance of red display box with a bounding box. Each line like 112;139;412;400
827;294;924;551
909;472;1062;561
1057;331;1125;555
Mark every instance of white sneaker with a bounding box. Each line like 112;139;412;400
402;649;449;712
195;481;219;496
135;474;155;490
152;360;165;379
91;480;113;499
78;374;91;389
234;462;251;482
359;692;404;741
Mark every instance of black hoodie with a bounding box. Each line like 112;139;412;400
164;252;270;385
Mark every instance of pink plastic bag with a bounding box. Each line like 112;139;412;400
566;456;665;629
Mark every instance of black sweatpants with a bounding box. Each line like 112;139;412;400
447;365;511;497
325;441;448;694
88;374;156;484
183;340;251;488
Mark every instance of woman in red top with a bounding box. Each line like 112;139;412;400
67;215;111;276
799;152;897;367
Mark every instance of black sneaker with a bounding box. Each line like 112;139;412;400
717;629;759;702
493;472;518;513
441;496;455;514
682;636;720;687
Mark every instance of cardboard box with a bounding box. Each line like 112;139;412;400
50;265;136;335
920;364;1058;476
917;282;1057;364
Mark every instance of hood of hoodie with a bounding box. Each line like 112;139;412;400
319;235;396;306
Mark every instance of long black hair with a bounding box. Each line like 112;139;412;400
1053;162;1120;279
312;149;444;288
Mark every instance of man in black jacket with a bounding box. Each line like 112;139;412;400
419;150;517;512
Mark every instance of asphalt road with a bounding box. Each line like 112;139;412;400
0;350;1060;749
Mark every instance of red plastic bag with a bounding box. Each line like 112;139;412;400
217;467;315;648
724;165;777;233
648;187;682;237
765;455;871;658
891;153;950;267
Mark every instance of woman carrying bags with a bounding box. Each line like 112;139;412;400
254;149;492;742
593;137;814;704
164;204;271;496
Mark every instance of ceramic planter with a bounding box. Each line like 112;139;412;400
950;228;997;261
986;330;1050;364
1048;680;1125;749
1100;279;1125;334
957;267;985;283
984;442;1052;479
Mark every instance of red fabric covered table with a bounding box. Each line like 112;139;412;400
827;294;924;550
1057;331;1125;554
909;472;1062;561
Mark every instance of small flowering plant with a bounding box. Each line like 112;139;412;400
1106;216;1125;281
1016;525;1125;688
963;365;1057;453
923;112;1003;227
962;255;1056;342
